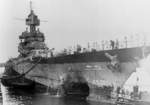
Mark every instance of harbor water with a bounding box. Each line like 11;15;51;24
0;83;113;105
0;69;150;105
0;83;150;105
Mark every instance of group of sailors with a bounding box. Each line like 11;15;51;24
49;36;146;57
116;85;141;100
29;35;147;58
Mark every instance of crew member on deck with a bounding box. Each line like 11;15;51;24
110;40;115;49
115;39;119;49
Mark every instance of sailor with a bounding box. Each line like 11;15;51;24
110;40;115;49
121;89;125;97
26;27;28;32
116;86;121;95
77;44;82;53
115;39;119;49
105;41;108;49
50;48;55;57
101;40;105;50
83;48;87;53
124;36;127;48
37;28;40;33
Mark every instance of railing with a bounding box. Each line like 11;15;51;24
49;38;150;58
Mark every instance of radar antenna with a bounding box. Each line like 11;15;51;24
30;0;33;11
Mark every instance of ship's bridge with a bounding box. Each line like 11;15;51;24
18;4;48;57
26;10;40;32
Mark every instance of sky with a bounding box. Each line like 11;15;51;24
0;0;150;92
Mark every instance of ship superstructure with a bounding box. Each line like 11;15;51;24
18;5;48;58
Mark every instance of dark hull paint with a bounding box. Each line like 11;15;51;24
1;75;35;90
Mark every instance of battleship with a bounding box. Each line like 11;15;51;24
1;2;150;101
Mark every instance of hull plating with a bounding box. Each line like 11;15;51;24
12;61;137;95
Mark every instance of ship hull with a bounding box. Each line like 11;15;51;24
1;77;35;90
2;60;137;99
3;46;150;100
